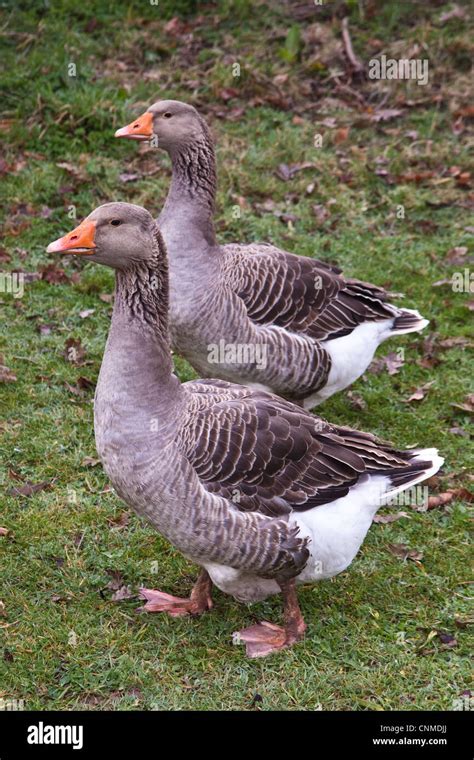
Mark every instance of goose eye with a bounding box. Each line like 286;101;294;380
163;112;172;119
110;219;122;227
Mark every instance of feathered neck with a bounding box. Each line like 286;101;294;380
161;116;217;248
114;224;169;339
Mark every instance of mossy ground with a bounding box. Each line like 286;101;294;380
0;1;472;710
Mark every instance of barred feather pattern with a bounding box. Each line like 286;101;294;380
94;216;433;584
156;112;423;403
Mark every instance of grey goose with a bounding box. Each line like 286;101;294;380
47;202;442;658
115;100;428;408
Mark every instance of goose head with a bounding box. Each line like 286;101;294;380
46;202;160;270
114;99;206;152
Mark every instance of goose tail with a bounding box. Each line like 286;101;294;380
391;307;429;336
382;448;444;504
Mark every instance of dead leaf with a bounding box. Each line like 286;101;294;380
40;263;70;285
275;162;315;181
108;512;130;530
436;631;458;648
446;246;469;264
37;323;54;336
369;351;405;376
312;204;330;224
451;394;474;414
81;457;101;467
56;161;87;182
333;127;350;144
0;356;16;383
405;381;434;403
79;309;95;319
8;480;54;498
373;511;409;524
387;543;423;562
99;293;113;303
370;108;403;123
118;172;140;183
439;4;467;23
0;527;10;536
346;391;367;410
439;337;473;349
428;488;473;509
449;426;469;438
110;586;134;602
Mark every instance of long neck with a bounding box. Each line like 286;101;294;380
101;227;181;430
160;118;217;252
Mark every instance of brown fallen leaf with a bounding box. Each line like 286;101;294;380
99;293;113;304
79;309;95;319
346;391;367;410
405;381;434;403
333;127;350;144
370;108;403;123
427;488;473;509
439;4;467;23
56;161;87;182
446;246;469;264
39;263;70;285
110;586;134;602
0;247;11;263
0;356;16;383
369;351;405;376
451;394;474;414
119;172;141;183
398;171;435;184
8;480;54;497
37;323;54;336
81;457;101;467
373;511;409;524
449;426;469;438
275;162;315;181
108;512;130;530
454;616;473;629
426;492;456;509
436;631;458;648
439;336;473;349
387;543;423;562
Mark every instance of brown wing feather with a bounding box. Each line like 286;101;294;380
223;244;397;341
179;381;418;518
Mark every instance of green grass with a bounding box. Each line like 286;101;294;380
0;1;472;711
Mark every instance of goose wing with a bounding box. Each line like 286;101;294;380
222;243;396;341
179;380;415;518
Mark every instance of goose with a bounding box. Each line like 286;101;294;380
115;100;429;408
46;202;443;658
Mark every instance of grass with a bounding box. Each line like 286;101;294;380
0;1;472;711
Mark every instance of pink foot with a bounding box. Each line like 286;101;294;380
138;587;212;617
233;621;299;658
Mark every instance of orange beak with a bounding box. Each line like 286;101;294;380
46;219;97;255
114;111;154;140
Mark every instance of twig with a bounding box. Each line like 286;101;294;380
341;17;364;74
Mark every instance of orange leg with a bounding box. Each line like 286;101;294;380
233;579;306;658
139;568;213;617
